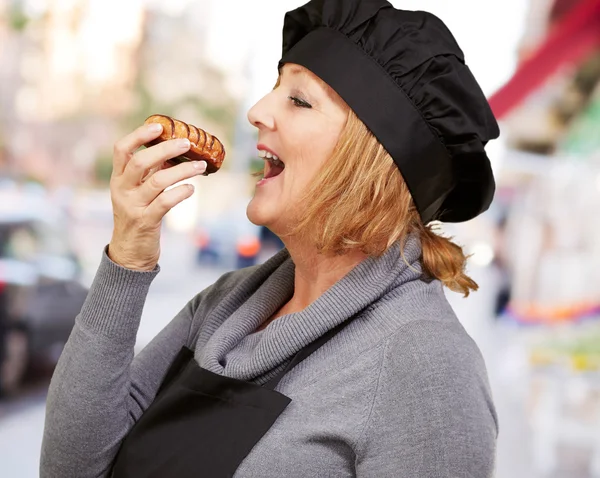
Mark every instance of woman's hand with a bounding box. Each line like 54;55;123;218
108;123;207;271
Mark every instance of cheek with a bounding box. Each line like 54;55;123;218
288;122;339;171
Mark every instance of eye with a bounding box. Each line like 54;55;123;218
288;96;312;109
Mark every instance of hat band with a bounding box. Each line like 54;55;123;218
279;27;454;223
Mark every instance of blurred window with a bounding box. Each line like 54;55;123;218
0;219;70;262
0;224;39;261
32;221;71;257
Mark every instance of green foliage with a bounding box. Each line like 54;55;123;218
9;5;29;32
94;152;114;186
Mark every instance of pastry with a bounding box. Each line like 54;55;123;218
144;115;225;175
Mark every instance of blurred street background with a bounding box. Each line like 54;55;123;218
0;0;599;477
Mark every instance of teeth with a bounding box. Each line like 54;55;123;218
258;149;280;162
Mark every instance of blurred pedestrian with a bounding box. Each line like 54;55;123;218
0;281;7;398
41;0;500;476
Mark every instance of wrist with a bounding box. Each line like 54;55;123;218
107;243;158;271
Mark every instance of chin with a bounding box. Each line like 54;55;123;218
246;198;273;227
247;199;291;237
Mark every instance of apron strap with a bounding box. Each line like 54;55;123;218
262;316;356;391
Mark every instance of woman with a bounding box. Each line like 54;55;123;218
41;0;500;476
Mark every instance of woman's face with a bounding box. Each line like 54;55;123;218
246;63;348;235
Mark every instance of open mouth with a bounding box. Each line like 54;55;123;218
259;149;285;179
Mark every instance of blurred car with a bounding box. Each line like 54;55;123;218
194;209;263;270
193;199;284;270
0;209;88;398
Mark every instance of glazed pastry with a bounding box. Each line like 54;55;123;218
144;115;225;175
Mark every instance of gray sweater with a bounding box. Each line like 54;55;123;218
40;236;498;477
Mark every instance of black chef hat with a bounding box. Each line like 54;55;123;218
279;0;500;223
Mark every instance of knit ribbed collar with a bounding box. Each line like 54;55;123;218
196;235;423;381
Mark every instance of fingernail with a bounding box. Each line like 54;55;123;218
178;138;191;149
148;123;162;133
192;161;207;170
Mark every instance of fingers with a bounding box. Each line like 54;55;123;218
122;138;192;186
112;123;164;177
138;160;207;205
143;183;196;224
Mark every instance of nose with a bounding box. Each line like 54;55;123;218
247;92;275;131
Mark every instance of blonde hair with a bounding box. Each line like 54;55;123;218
283;109;478;297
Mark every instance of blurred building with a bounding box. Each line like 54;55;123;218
0;0;146;186
136;3;236;151
0;0;238;189
485;3;600;474
487;0;600;320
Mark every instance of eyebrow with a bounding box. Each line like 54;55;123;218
278;63;309;79
286;65;308;77
274;65;305;90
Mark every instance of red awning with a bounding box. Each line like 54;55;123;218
550;0;585;22
488;0;600;120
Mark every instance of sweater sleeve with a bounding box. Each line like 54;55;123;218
354;320;498;478
40;246;209;478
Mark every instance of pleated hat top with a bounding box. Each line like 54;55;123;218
279;0;500;223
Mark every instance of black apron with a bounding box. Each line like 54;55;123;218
110;316;357;478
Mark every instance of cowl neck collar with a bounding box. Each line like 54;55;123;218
197;235;423;381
